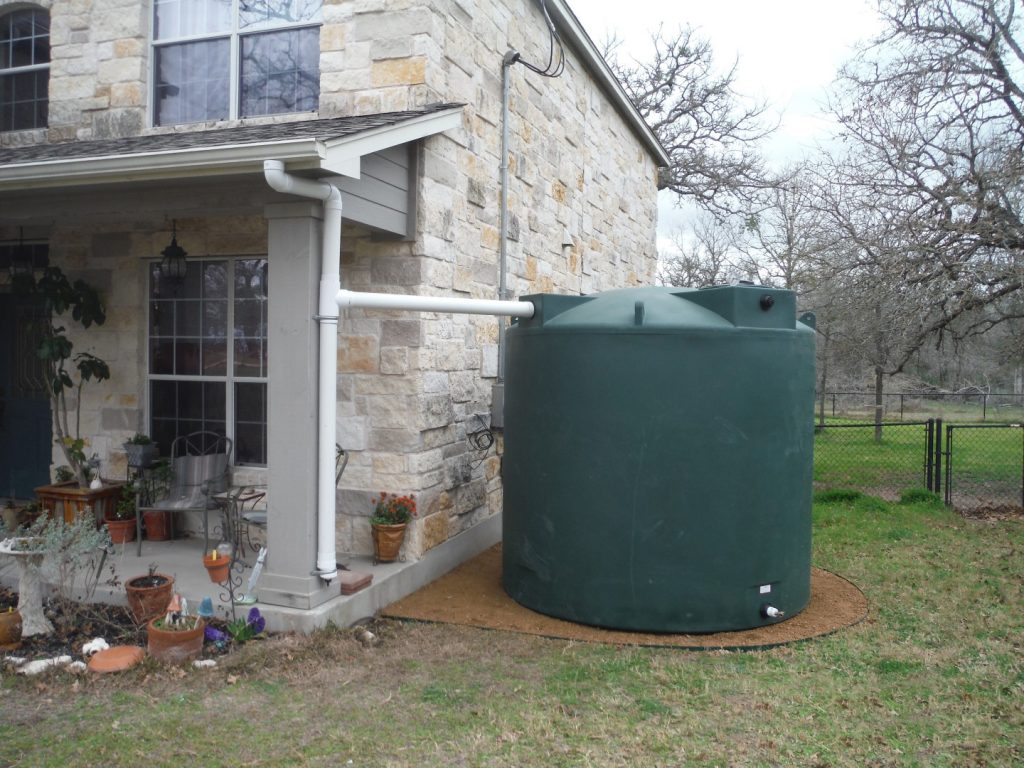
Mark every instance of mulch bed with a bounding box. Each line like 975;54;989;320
383;544;868;650
0;587;233;662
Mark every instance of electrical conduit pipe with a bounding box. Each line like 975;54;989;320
263;159;341;583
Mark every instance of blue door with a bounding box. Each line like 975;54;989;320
0;293;51;499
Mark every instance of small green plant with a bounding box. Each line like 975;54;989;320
371;492;417;525
17;514;112;629
813;488;863;504
898;488;943;506
54;466;75;483
112;483;137;521
125;433;153;445
225;607;267;644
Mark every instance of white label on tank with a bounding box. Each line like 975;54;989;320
759;584;771;594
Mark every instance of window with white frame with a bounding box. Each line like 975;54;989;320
148;258;269;465
0;8;49;132
152;0;321;126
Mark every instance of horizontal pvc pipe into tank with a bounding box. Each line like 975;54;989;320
336;289;535;318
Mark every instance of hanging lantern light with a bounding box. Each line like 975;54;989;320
159;220;188;284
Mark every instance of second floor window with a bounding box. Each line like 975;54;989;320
0;8;49;132
153;0;321;126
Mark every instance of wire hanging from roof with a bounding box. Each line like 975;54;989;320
518;0;565;78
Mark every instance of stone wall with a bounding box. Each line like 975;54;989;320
328;0;660;558
1;0;661;561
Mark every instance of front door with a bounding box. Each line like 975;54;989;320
0;292;51;499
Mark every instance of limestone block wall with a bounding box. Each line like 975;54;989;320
328;0;661;560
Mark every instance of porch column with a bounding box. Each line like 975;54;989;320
258;202;337;610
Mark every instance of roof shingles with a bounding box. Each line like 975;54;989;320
0;104;462;165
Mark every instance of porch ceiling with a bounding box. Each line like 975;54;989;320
0;104;463;192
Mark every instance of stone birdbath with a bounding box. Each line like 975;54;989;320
0;537;53;636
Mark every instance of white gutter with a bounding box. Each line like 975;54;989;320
263;159;341;583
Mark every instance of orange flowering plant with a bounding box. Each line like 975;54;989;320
371;493;417;525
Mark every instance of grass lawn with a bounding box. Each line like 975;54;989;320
2;493;1022;767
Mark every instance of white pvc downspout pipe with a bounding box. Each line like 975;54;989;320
263;159;341;583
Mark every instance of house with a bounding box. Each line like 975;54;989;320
0;0;668;622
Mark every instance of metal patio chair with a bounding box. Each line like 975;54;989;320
135;431;232;556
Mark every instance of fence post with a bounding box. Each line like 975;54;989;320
942;421;950;506
832;393;836;417
983;393;987;422
925;419;934;491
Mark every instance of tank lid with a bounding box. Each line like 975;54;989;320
515;285;801;331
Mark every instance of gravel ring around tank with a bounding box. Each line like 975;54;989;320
382;544;868;650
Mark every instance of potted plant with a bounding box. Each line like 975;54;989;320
104;483;137;544
369;492;417;563
125;564;175;626
15;266;109;488
202;547;231;582
147;602;205;665
123;433;158;469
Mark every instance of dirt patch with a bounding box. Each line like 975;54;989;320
383;545;867;650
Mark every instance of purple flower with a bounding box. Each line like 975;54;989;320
205;625;228;644
247;606;265;634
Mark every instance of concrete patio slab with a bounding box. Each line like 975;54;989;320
0;513;501;635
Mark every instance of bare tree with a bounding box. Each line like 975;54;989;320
605;26;776;215
829;0;1024;370
659;215;745;287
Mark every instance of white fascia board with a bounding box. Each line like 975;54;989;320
321;106;463;176
545;0;671;167
0;138;324;191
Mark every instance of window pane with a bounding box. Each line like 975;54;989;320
1;71;48;131
150;300;174;337
235;259;268;299
234;338;264;377
175;299;201;336
151;380;178;418
203;262;228;299
235;382;267;465
203;338;227;375
240;0;322;30
175;339;200;375
155;40;229;126
204;299;228;338
149;380;227;456
150;338;175;375
154;0;231;40
240;28;319;117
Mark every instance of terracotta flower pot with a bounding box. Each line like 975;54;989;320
147;617;205;665
0;609;22;651
104;516;136;544
142;509;172;540
371;522;407;563
125;572;174;626
203;553;231;582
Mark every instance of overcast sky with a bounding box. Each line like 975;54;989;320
568;0;883;241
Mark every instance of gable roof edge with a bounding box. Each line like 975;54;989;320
546;0;671;168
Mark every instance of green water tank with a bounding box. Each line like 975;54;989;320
502;285;816;633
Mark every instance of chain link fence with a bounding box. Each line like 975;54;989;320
813;418;1023;513
813;422;932;500
819;391;1024;422
944;424;1024;513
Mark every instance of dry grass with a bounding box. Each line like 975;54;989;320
2;494;1022;767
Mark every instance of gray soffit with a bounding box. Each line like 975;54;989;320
0;104;464;191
